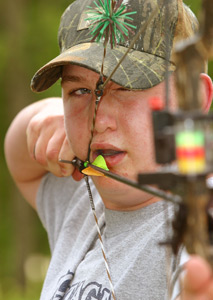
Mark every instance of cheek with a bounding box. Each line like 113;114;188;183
136;117;155;159
63;101;92;159
124;102;156;168
125;102;153;145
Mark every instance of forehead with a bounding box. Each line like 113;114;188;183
62;64;98;77
62;65;103;84
62;64;124;89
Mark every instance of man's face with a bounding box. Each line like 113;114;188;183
62;65;177;210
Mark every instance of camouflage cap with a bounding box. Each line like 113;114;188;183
31;0;198;92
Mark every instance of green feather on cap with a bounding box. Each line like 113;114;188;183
86;0;137;48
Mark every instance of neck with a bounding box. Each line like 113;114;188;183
102;195;161;211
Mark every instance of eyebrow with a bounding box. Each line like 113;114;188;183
61;75;86;85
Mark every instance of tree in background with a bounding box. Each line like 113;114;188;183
0;0;72;298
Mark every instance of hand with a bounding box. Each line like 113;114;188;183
26;98;83;181
179;256;213;299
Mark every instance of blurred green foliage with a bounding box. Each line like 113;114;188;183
0;0;212;299
0;0;73;298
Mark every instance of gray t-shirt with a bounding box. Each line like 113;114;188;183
37;173;180;300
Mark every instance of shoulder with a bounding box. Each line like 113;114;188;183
36;173;102;230
36;173;103;251
36;173;90;214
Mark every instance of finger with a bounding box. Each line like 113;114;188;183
26;121;40;160
45;130;67;176
58;137;84;180
58;137;75;177
34;130;54;167
33;144;37;160
208;281;213;298
72;168;84;181
184;256;212;294
26;115;53;161
26;111;64;162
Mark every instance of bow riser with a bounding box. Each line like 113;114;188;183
172;0;213;264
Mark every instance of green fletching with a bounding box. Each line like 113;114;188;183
92;155;109;171
86;0;137;48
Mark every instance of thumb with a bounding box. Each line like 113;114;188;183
184;255;212;294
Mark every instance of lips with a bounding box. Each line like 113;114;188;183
91;144;126;168
95;149;123;157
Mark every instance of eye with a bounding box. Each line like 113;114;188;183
69;88;92;96
114;88;135;97
118;88;131;91
118;88;143;93
111;87;145;102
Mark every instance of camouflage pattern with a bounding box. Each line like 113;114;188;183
31;0;195;92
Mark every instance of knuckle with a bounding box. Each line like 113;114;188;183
46;148;59;162
47;162;63;178
43;115;64;128
51;169;63;178
35;154;47;166
61;167;73;177
28;117;41;133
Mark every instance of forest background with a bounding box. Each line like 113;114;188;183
0;0;212;299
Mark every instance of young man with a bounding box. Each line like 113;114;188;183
4;0;213;299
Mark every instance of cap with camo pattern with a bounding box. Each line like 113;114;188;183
31;0;198;92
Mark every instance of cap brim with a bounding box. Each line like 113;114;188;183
31;42;175;92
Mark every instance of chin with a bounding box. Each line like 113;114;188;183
91;167;138;194
92;175;151;207
92;175;126;191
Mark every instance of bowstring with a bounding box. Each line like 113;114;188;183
163;0;173;298
84;1;172;299
84;17;116;296
84;176;116;300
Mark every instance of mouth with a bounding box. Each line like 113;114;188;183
96;149;123;157
92;148;126;168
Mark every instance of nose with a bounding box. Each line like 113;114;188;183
93;92;117;134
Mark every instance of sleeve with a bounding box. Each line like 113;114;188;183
36;173;82;252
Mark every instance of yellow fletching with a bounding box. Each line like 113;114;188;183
82;166;105;177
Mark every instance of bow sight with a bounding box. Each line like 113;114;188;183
138;0;213;264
